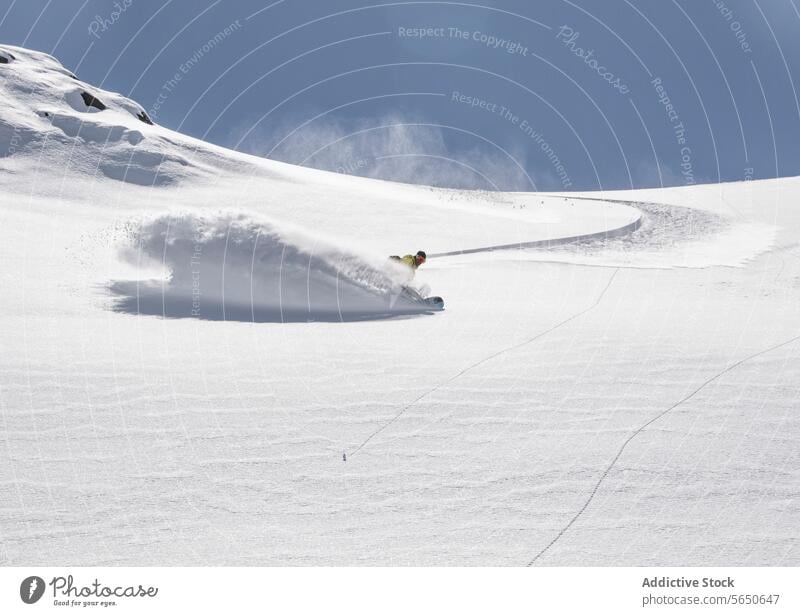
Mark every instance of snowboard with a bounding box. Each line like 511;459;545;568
401;286;444;310
422;295;444;310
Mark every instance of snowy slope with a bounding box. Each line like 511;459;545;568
0;45;797;566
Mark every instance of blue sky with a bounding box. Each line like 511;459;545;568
2;0;800;190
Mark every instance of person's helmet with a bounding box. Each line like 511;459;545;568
416;250;427;259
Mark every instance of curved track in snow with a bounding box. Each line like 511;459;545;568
429;211;643;258
429;197;730;262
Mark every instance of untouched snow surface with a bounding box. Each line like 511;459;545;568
0;45;797;566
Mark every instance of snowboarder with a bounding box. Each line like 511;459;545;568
387;250;443;310
390;250;427;277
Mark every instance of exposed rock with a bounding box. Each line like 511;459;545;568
80;91;106;111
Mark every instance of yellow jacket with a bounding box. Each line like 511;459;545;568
399;254;419;269
389;255;419;271
390;254;420;279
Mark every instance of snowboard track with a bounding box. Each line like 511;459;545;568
429;198;728;260
347;267;620;458
527;331;800;566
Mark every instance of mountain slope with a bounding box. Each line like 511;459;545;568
0;45;797;567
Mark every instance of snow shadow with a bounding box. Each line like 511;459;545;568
107;214;437;323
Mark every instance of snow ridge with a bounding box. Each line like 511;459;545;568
0;43;268;187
